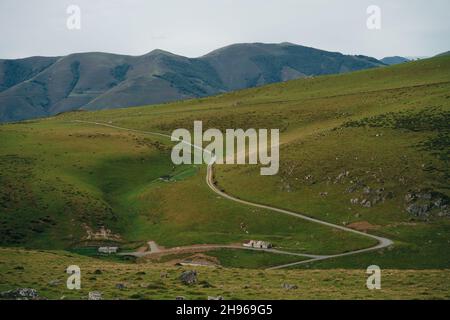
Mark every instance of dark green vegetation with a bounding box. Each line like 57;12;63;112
0;55;449;299
0;42;385;123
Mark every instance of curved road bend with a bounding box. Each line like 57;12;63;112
73;120;393;270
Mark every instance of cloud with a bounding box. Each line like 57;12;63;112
0;0;448;59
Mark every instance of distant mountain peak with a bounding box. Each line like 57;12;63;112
381;56;411;65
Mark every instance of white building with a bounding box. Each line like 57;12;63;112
98;246;119;254
243;240;272;249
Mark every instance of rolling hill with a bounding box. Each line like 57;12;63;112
0;43;385;123
0;54;449;299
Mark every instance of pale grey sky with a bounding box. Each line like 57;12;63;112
0;0;449;59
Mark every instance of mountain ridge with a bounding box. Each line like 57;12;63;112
0;42;386;123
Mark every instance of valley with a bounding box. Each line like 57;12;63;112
0;55;449;299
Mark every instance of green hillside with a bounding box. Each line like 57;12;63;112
1;56;449;278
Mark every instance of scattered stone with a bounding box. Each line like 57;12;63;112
406;203;431;217
208;296;224;300
350;198;359;205
282;283;298;290
176;296;185;300
115;283;126;290
319;192;328;197
421;193;432;200
48;279;60;287
372;196;382;206
363;187;372;194
362;200;372;208
88;291;102;300
160;272;169;279
0;288;38;300
180;270;197;285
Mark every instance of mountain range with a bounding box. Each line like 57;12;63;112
380;56;411;65
0;42;387;123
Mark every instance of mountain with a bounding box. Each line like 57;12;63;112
435;51;450;57
0;43;385;123
0;56;59;92
381;56;411;65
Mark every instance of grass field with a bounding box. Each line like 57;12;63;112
1;56;449;299
1;248;449;300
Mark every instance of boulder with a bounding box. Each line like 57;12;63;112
48;279;60;287
115;283;126;290
88;291;102;300
180;270;197;285
406;203;431;217
282;283;298;290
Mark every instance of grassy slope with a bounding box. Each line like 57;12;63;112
1;248;449;300
0;56;449;284
54;56;449;269
0;116;373;256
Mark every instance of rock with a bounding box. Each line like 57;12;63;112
434;198;444;208
0;288;38;300
405;193;416;203
282;283;298;290
180;270;197;285
363;187;372;195
319;192;328;197
48;279;60;287
88;291;102;300
372;196;382;205
176;296;185;300
406;203;431;217
208;296;224;300
362;200;372;208
437;209;449;217
420;193;432;200
115;283;126;290
350;198;359;205
160;272;169;278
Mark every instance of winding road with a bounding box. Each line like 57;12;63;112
74;120;393;270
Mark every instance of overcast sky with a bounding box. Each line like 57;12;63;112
0;0;449;59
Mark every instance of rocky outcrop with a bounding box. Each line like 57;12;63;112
180;270;198;286
404;190;449;218
0;288;39;300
